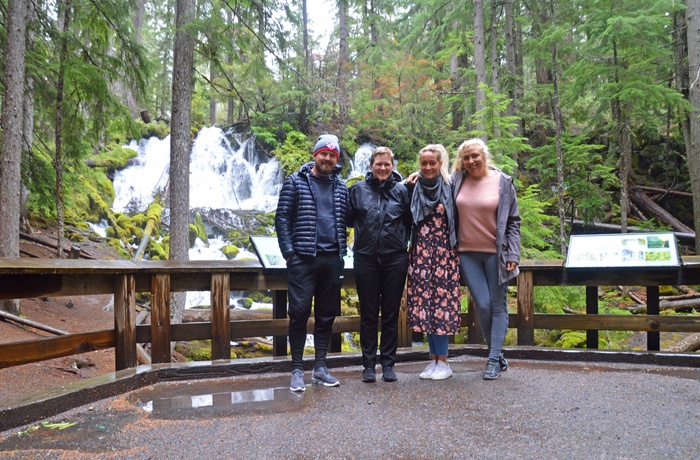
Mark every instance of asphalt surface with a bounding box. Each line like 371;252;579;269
0;355;698;459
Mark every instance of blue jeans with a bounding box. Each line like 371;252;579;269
459;251;508;361
427;334;449;357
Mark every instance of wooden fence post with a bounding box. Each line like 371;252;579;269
647;285;660;351
114;274;136;370
210;273;231;360
150;273;171;363
272;290;288;356
517;270;535;345
586;286;599;349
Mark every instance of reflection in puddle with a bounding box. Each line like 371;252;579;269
135;385;306;419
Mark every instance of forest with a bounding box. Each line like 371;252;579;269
0;0;700;328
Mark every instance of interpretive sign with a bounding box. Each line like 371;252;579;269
249;235;354;271
565;232;679;268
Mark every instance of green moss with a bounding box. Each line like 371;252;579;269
238;298;253;309
85;144;139;169
222;244;240;259
555;331;586;348
175;340;212;361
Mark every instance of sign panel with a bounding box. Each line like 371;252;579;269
249;235;354;271
565;232;679;268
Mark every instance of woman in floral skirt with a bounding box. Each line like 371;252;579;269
405;144;461;380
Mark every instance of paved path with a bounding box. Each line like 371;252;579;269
0;355;699;459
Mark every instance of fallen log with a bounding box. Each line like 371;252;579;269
635;185;693;198
626;297;700;314
183;308;271;323
628;187;694;234
665;333;700;352
0;310;69;335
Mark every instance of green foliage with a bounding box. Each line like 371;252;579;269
527;135;616;226
535;286;586;314
273;131;311;175
518;185;561;259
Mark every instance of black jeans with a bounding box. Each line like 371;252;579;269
287;252;344;371
355;252;408;368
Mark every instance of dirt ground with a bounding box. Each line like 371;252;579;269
0;229;119;401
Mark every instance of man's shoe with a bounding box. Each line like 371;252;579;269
361;367;376;383
289;369;306;392
312;367;340;387
419;360;437;380
483;360;501;380
430;360;453;380
499;353;508;372
382;365;397;382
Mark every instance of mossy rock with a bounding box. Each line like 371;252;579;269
222;244;240;259
175;340;212;361
238;298;253;309
555;331;586;348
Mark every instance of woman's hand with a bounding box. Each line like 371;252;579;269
506;262;518;272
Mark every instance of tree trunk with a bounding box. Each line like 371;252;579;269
504;0;518;128
0;0;27;315
169;0;196;325
674;8;689;147
450;47;466;130
55;0;73;259
337;0;349;124
226;8;235;126
552;43;567;254
686;0;700;252
209;59;217;126
473;0;487;135
299;0;309;133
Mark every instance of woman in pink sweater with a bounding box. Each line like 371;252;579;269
451;138;521;380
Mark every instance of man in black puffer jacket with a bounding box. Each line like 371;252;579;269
275;134;349;392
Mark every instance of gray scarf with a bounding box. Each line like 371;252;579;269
410;173;456;248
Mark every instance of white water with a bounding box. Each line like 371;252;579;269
348;143;374;178
113;127;283;215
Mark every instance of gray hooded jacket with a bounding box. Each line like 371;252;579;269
451;166;521;285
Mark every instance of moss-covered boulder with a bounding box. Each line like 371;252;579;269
222;244;240;259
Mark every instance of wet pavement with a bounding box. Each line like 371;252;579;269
0;355;699;459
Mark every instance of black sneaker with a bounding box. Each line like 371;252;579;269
382;365;397;382
499;354;508;372
483;360;501;380
361;367;376;382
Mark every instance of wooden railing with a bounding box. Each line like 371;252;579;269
2;257;700;371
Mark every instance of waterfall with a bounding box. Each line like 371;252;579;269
348;143;375;178
113;127;283;215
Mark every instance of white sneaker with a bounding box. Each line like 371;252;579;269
419;360;437;380
431;360;453;380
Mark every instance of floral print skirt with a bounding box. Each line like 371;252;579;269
407;204;461;335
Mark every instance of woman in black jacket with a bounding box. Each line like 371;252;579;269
348;147;412;383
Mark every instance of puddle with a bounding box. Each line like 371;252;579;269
129;378;307;419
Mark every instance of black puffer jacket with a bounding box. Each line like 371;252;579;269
275;161;349;260
348;170;411;261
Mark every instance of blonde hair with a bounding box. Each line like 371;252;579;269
452;138;494;173
370;146;395;165
419;144;451;184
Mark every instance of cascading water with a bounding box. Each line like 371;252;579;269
114;127;283;215
112;126;284;308
348;143;375;178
